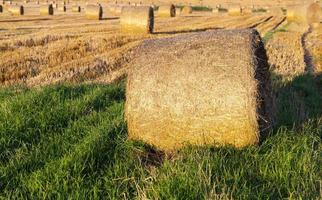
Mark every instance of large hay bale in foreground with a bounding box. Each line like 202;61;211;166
8;5;24;15
158;4;175;17
181;5;192;14
72;5;81;12
228;4;241;16
120;6;153;34
307;3;321;25
126;29;275;151
40;4;54;15
85;4;102;20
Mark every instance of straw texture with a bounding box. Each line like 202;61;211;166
40;4;54;15
126;29;275;151
158;4;175;17
85;4;102;20
120;6;154;34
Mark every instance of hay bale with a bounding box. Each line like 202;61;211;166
126;29;275;151
0;5;3;13
286;4;309;24
228;4;241;16
242;7;253;15
8;5;24;15
181;5;192;14
120;6;153;34
85;4;102;20
40;4;54;15
158;4;175;17
72;5;81;12
58;4;66;12
307;3;321;25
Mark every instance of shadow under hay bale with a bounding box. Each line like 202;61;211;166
8;5;24;15
158;4;175;17
40;4;54;15
120;6;154;34
85;4;102;20
126;29;275;152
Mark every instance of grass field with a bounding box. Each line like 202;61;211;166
0;74;321;199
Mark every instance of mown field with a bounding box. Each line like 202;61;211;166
0;4;322;199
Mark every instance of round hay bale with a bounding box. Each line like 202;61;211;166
228;4;241;16
72;5;81;12
287;5;308;24
307;3;321;25
40;4;54;15
158;4;175;17
0;5;3;13
242;7;253;15
125;29;275;151
181;5;192;14
120;6;153;34
85;4;102;20
8;5;24;15
58;4;66;12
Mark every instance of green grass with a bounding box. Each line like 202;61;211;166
0;75;321;199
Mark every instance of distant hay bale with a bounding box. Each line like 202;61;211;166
8;5;24;15
85;4;102;20
307;3;321;25
72;5;81;12
120;6;154;34
58;4;66;12
40;4;54;15
126;29;275;151
181;5;192;14
0;5;3;13
286;5;308;24
158;4;175;17
212;7;219;13
242;7;252;15
228;4;241;16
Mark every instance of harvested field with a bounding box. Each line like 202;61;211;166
0;2;321;199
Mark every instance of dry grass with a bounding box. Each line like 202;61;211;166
266;31;306;77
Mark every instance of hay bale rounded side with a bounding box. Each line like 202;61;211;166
8;5;24;15
72;5;81;12
40;4;54;15
158;4;175;17
126;29;275;151
307;3;321;25
120;6;154;34
228;4;241;16
85;4;102;20
181;5;192;14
